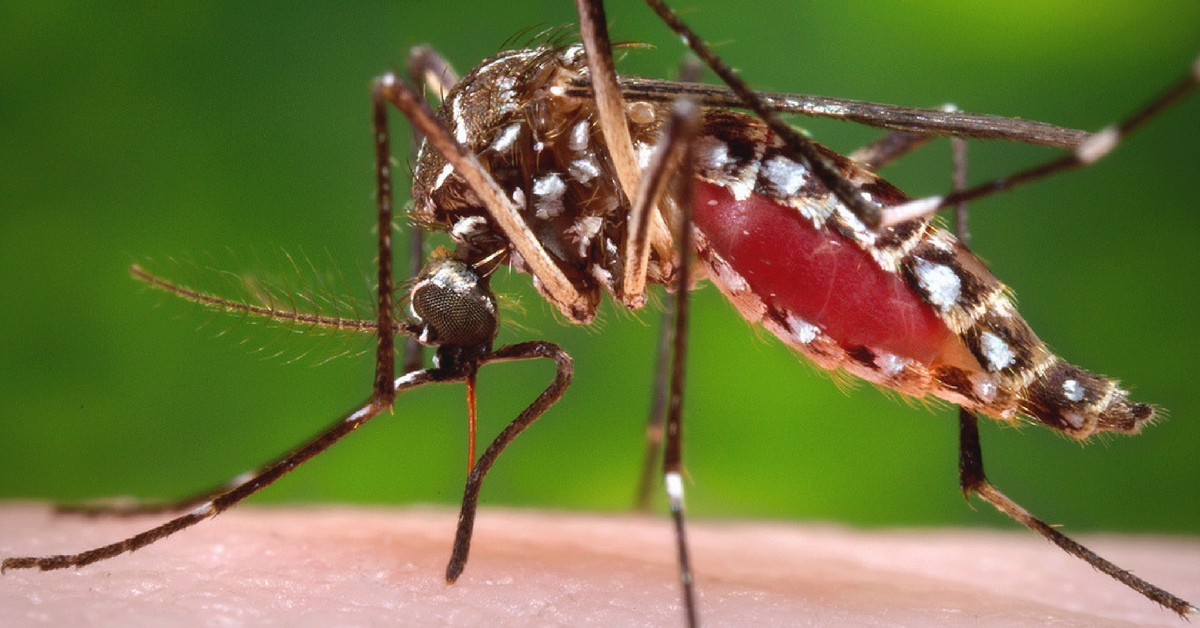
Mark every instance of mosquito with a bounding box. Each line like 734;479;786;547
3;0;1197;625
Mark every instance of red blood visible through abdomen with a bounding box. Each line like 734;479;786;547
692;179;968;369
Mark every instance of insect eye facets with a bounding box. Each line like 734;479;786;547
409;259;498;348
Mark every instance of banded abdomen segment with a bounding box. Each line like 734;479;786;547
690;111;1155;438
902;232;1155;436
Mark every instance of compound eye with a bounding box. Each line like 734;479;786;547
409;258;498;349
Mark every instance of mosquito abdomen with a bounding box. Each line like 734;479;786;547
689;115;1156;438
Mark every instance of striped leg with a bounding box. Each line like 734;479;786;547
883;56;1200;226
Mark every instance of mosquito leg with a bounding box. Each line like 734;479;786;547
635;303;672;511
445;341;573;583
852;112;973;238
619;85;698;294
53;476;262;519
951;136;969;242
849;131;935;172
631;54;707;512
601;94;709;626
2;368;457;573
575;0;673;308
370;80;399;406
400;47;462;374
661;99;703;628
848;129;971;239
642;0;887;229
579;21;712;512
883;55;1200;226
575;0;638;201
850;102;976;179
957;407;1196;616
408;45;460;103
631;63;704;514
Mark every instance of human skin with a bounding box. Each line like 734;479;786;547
1;504;1196;627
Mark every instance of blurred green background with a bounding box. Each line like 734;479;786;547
2;0;1198;537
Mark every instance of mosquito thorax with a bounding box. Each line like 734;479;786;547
408;257;498;350
410;45;675;320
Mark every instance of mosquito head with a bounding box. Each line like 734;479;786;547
409;256;498;351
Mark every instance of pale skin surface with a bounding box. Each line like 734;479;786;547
1;504;1196;628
